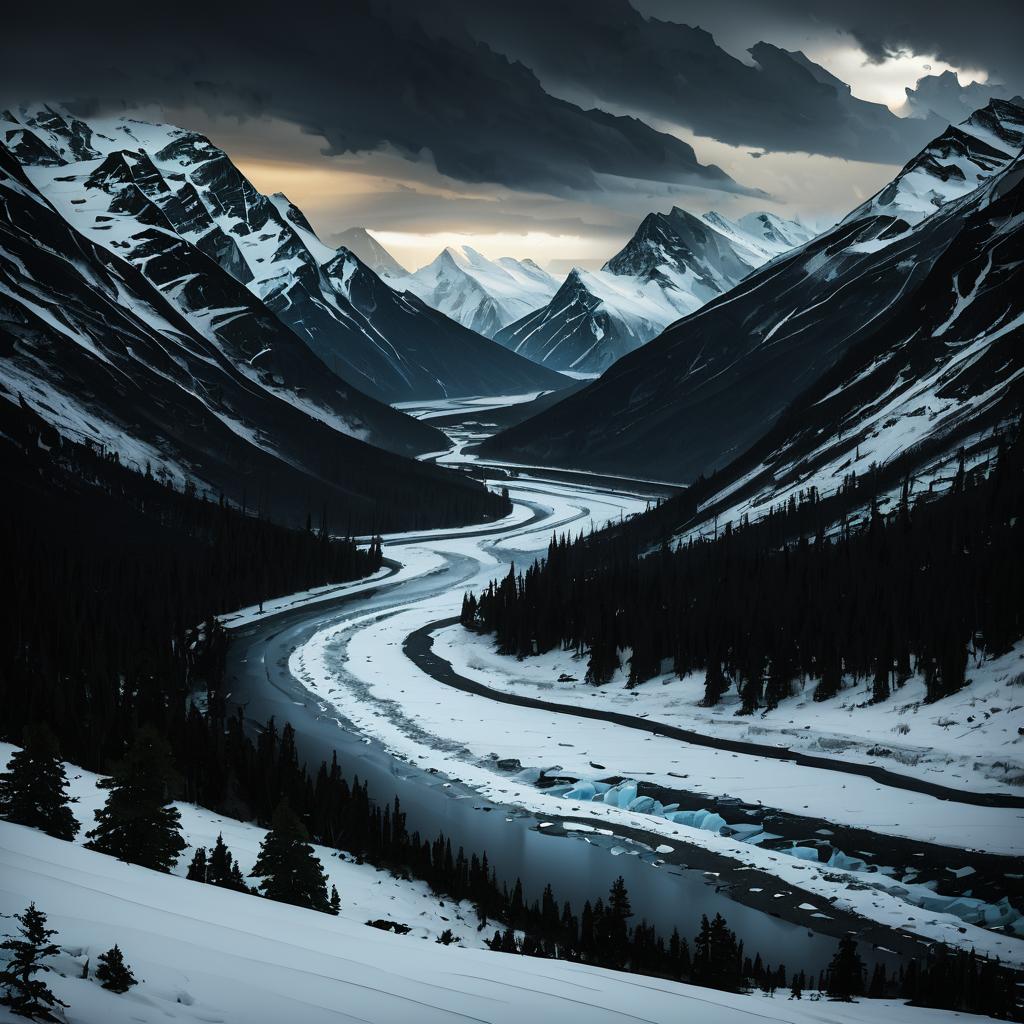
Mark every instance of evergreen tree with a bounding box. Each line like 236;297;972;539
86;728;186;872
605;876;632;969
868;962;887;997
692;913;742;992
208;834;249;893
250;801;332;913
0;725;79;841
0;903;67;1022
95;945;137;994
186;847;209;882
329;885;341;916
790;973;802;999
827;935;866;1001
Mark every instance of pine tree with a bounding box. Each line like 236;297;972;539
790;973;802;999
186;847;209;882
208;834;249;893
95;944;137;994
0;903;67;1022
868;962;887;997
329;885;341;915
827;935;866;1001
605;876;632;969
87;728;186;872
0;724;79;841
692;913;742;992
250;800;332;913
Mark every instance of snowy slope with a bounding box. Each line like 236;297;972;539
842;98;1024;234
0;818;1007;1024
493;207;813;373
390;246;560;338
1;106;565;404
483;99;1024;480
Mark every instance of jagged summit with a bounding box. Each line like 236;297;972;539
389;244;559;338
494;205;813;374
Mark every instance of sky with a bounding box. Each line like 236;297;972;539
3;0;1021;272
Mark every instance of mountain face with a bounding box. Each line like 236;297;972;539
333;226;407;277
0;120;509;529
670;149;1024;540
492;207;812;374
480;100;1024;483
492;267;697;374
2;107;565;405
389;246;560;338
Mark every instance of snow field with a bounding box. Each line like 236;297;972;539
433;626;1024;799
0;815;1011;1024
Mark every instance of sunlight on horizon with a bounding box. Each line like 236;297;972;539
370;230;613;274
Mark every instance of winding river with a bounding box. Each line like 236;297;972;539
222;397;1021;976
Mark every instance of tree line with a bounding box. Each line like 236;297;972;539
0;403;383;773
463;426;1023;708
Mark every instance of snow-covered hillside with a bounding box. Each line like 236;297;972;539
390;246;560;338
493;207;813;373
0;815;1007;1024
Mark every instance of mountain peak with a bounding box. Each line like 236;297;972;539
333;226;406;277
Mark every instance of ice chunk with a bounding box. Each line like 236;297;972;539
787;846;819;862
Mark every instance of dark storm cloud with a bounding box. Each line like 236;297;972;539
631;1;1024;97
0;0;755;197
422;0;951;164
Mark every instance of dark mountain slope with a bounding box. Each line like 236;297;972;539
0;144;507;531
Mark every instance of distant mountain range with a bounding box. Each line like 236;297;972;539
388;246;560;338
480;100;1024;495
491;208;815;373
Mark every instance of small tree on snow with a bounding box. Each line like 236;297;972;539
95;945;137;994
826;935;865;1001
86;728;185;873
0;902;67;1021
0;725;79;841
250;801;332;913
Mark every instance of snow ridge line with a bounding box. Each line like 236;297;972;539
405;618;1024;811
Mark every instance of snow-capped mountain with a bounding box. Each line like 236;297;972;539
0;111;515;526
493;207;813;374
333;226;407;277
1;106;565;405
843;99;1024;233
481;100;1024;485
492;267;697;374
390;246;560;338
